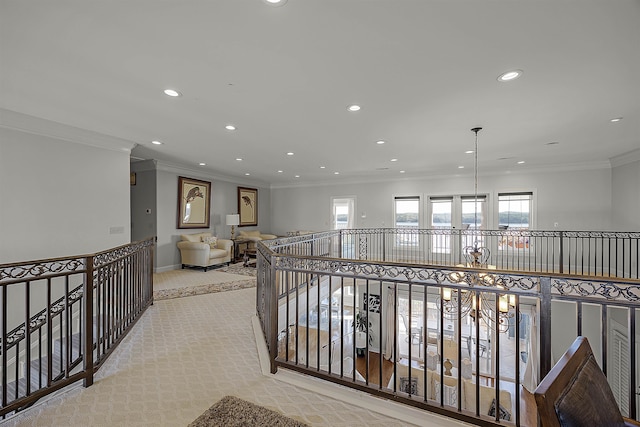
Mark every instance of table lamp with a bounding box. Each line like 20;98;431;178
226;214;240;239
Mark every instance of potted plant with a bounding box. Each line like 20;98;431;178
352;311;372;357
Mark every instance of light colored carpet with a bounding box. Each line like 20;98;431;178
188;395;309;427
5;288;415;426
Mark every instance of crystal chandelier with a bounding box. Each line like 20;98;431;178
437;127;516;333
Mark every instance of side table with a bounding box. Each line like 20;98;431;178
232;238;250;262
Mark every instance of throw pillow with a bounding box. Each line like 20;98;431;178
201;235;218;249
399;376;418;395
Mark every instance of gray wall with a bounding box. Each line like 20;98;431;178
154;164;272;272
270;166;613;237
0;112;133;263
130;159;158;243
611;152;640;231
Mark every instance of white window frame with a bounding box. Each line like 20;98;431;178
393;196;421;247
497;192;534;230
427;194;490;254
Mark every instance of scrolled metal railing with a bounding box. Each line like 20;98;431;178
257;229;640;426
0;237;154;418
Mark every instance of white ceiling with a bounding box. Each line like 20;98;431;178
2;1;639;186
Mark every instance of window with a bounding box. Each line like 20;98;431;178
498;193;532;229
461;195;487;249
430;197;452;228
332;197;355;230
332;197;356;257
428;195;487;253
394;196;420;246
461;196;487;230
430;197;452;253
394;197;420;228
498;192;533;251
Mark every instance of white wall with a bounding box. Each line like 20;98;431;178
0;112;133;263
270;166;613;236
611;151;640;231
155;164;272;271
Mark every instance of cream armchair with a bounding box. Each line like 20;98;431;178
177;232;232;271
237;230;277;250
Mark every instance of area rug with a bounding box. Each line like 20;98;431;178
218;262;257;277
154;279;255;301
188;395;309;427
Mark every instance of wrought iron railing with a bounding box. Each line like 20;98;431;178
257;230;640;426
0;238;154;418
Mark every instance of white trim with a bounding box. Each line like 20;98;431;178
155;264;182;273
153;160;269;187
0;108;135;153
268;161;612;190
610;148;640;168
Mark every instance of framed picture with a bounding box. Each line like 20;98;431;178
177;176;211;229
238;186;258;226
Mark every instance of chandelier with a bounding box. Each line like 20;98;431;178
437;127;516;333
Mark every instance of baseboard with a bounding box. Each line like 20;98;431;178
155;264;181;273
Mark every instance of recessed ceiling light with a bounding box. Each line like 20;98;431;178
517;160;525;164
347;104;361;112
319;166;326;169
277;170;283;173
263;0;287;6
151;140;163;145
390;158;398;162
225;124;236;131
334;172;340;175
287;152;294;156
163;89;181;97
465;150;474;154
376;140;386;145
294;175;300;178
497;70;523;82
458;166;465;169
235;158;243;161
199;162;206;166
400;170;406;174
610;117;623;122
245;173;250;176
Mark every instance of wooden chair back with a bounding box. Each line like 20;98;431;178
534;336;640;427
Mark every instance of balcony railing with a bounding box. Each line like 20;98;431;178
0;238;154;418
257;229;640;426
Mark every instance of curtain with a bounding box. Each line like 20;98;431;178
523;306;538;392
383;286;395;361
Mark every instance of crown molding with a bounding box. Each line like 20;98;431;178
610;148;640;168
153;160;270;188
0;108;135;153
269;160;613;189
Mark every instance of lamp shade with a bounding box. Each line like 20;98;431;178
226;214;240;226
